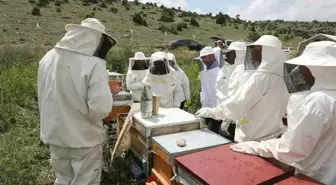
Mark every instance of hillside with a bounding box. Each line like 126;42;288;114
1;0;336;48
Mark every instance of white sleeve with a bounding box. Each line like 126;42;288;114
126;73;144;91
180;70;190;100
228;65;244;97
253;96;330;164
210;73;268;121
87;62;113;120
172;72;184;107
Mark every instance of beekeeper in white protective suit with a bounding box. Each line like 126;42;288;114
230;41;336;185
126;52;150;102
167;53;191;109
143;51;183;108
216;41;247;140
196;35;289;142
38;18;115;185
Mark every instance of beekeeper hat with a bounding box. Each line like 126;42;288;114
200;46;215;57
150;51;168;63
248;35;282;51
222;41;247;53
65;18;117;46
130;52;150;61
286;41;336;67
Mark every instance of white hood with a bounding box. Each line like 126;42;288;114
309;66;336;91
258;46;287;76
55;26;102;56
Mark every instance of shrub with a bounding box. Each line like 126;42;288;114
234;24;239;29
56;7;61;12
190;17;199;27
54;0;61;6
142;6;145;10
159;13;174;22
31;6;41;16
248;31;260;41
100;2;107;8
109;7;118;13
216;12;226;25
28;0;36;4
63;0;68;3
133;13;147;26
85;11;95;18
36;0;49;7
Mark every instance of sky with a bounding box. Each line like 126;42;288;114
136;0;336;21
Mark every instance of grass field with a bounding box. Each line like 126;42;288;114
0;0;334;184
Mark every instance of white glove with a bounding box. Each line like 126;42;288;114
230;141;261;156
195;108;214;119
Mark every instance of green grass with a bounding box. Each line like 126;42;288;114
1;0;321;48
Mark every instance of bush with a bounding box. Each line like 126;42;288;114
36;0;49;7
109;7;118;13
85;11;95;18
63;0;68;3
31;6;41;16
100;2;107;8
190;17;199;27
133;13;147;26
157;25;178;34
54;0;61;6
248;31;260;41
215;12;226;25
56;7;61;12
234;24;239;29
159;13;174;22
28;0;36;4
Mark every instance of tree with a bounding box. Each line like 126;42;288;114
215;12;226;25
235;14;240;20
248;31;260;41
190;17;199;27
134;0;139;5
133;13;147;26
31;6;41;16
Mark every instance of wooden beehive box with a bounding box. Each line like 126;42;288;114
117;108;202;159
275;174;324;185
175;144;295;185
151;129;232;185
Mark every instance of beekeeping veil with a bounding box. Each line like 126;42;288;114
244;35;294;93
143;52;177;97
128;52;150;73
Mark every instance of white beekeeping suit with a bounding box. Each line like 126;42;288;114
126;52;150;102
216;41;247;139
196;35;289;142
167;53;191;108
230;41;336;185
216;41;247;104
143;52;183;108
38;18;115;185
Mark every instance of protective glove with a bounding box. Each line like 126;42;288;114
186;100;191;107
230;141;261;156
195;108;215;119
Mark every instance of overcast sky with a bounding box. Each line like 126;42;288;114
135;0;336;21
